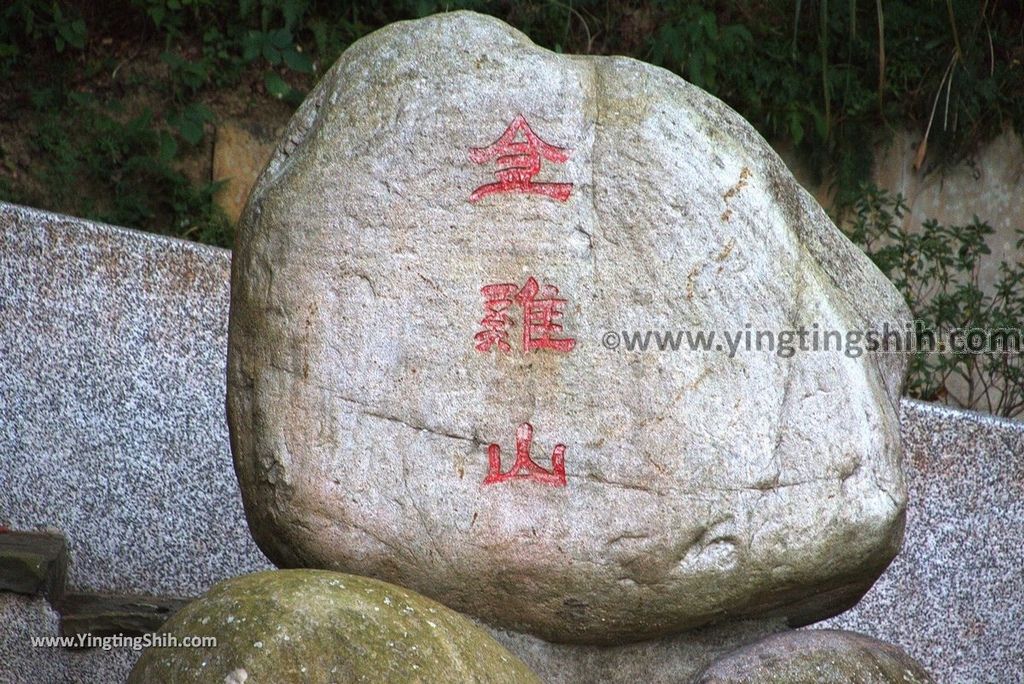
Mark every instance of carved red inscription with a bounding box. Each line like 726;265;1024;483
474;283;520;353
516;277;576;353
484;422;567;487
469;114;573;203
475;277;576;354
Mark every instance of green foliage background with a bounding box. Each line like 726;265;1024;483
1;0;1022;414
2;1;1021;240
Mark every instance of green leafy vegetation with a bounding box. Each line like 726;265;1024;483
31;92;228;241
0;0;340;245
2;1;1021;240
849;185;1024;417
0;1;1021;412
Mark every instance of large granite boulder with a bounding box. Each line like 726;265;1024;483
227;11;910;644
128;570;539;683
694;629;934;683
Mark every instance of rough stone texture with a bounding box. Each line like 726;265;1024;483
0;531;68;600
489;619;787;684
826;400;1024;682
227;11;910;644
782;128;1024;417
1;204;1020;682
0;202;273;596
129;570;541;683
694;629;934;683
213;121;279;225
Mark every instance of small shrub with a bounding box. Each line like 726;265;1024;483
29;92;232;246
848;184;1024;417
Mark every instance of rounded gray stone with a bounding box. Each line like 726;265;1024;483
227;11;910;643
694;629;935;683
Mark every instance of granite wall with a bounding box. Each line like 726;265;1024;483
1;203;1021;682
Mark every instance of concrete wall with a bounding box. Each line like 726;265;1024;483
1;203;1021;682
778;128;1024;419
781;128;1024;290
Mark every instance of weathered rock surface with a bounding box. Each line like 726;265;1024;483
0;531;67;601
58;593;188;640
213;121;279;225
0;203;271;599
227;11;910;643
694;629;934;683
488;619;789;684
128;570;539;683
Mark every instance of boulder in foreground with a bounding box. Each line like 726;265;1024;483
695;629;934;683
128;570;540;683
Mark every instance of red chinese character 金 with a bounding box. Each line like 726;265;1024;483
474;283;519;353
484;422;567;487
469;114;573;203
474;277;576;354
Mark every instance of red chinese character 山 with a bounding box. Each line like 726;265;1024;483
484;422;567;487
469;114;573;203
474;277;576;354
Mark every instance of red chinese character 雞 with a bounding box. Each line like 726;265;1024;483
484;422;567;487
474;277;576;354
469;114;573;203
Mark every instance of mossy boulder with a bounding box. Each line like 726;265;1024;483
128;570;540;683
